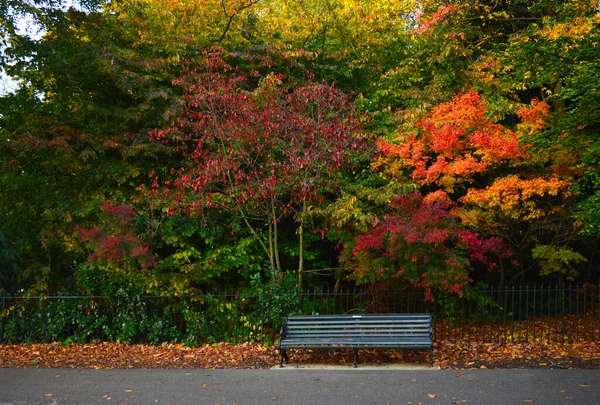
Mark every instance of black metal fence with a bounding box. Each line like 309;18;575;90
1;283;599;345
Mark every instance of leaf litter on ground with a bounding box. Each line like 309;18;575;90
0;340;598;369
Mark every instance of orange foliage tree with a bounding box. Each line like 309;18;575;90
374;90;576;283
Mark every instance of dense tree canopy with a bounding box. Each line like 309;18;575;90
1;0;599;299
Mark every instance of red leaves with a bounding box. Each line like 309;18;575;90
347;192;518;299
75;201;156;271
414;4;461;36
348;193;511;299
149;53;365;215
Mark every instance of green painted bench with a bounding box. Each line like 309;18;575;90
278;314;433;367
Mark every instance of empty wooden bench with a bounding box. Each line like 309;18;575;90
278;314;433;367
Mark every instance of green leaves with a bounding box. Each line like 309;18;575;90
532;245;587;281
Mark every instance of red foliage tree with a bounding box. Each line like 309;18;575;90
346;193;512;300
148;51;367;286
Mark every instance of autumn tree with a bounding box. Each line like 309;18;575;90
0;2;181;294
148;51;367;288
377;91;578;284
345;193;512;300
493;0;600;238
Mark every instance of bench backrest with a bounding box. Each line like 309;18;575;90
282;314;432;340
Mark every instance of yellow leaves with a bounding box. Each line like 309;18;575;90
255;0;416;65
532;244;586;280
537;18;595;42
108;0;261;52
461;175;572;221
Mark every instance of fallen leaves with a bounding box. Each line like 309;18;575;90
0;339;598;369
433;340;600;370
0;341;273;369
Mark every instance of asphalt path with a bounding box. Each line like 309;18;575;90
1;368;599;405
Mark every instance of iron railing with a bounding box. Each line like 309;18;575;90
1;283;598;345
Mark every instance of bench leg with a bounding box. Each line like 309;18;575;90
353;349;359;368
279;348;289;368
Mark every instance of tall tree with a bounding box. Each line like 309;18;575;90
148;52;368;288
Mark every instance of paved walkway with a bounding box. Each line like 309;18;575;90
1;368;599;405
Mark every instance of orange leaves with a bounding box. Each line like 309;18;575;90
379;90;574;232
414;4;461;36
382;91;531;192
462;175;572;220
517;99;551;135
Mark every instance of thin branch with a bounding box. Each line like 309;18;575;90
217;0;262;45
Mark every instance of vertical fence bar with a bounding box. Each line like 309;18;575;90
583;283;588;341
475;288;480;344
597;282;600;341
503;285;507;343
510;284;515;342
497;285;502;343
555;283;559;343
490;285;495;342
460;295;465;342
592;283;597;341
524;284;529;342
468;292;473;345
561;284;566;344
547;284;551;343
581;284;586;342
576;285;580;342
516;284;521;342
533;284;537;342
568;283;573;343
0;294;5;342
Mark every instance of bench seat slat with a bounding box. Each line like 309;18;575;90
281;339;431;345
287;322;431;327
287;321;430;325
286;334;431;339
287;314;430;318
283;335;431;343
280;343;431;348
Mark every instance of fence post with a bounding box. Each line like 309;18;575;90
0;294;5;342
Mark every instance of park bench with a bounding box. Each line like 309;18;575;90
278;313;433;367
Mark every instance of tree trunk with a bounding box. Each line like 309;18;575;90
272;197;281;271
298;200;306;290
553;80;566;120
